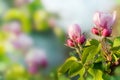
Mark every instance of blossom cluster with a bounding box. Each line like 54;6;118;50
66;11;116;47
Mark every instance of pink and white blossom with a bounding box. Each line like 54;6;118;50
93;11;116;29
68;24;81;40
92;11;116;37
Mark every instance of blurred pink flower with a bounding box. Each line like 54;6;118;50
93;11;116;29
14;0;33;7
68;24;81;40
25;49;48;74
48;18;56;28
12;33;33;51
28;64;39;74
3;21;21;35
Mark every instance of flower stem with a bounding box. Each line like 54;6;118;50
100;37;112;61
75;47;82;60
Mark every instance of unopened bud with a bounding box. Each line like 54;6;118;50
91;27;99;35
102;29;112;37
67;39;75;47
76;35;86;45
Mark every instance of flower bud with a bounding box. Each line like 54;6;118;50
93;11;116;29
102;29;112;37
68;24;81;40
76;35;86;45
91;27;99;35
67;39;75;47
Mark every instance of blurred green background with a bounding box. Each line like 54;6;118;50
0;0;120;80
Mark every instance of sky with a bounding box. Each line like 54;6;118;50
42;0;116;32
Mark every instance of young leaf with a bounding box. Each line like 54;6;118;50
85;44;101;64
68;61;82;77
58;56;83;77
82;44;101;65
58;56;77;74
85;39;99;46
88;68;103;80
89;39;99;46
78;67;85;80
113;37;120;47
82;46;95;64
110;46;120;51
95;55;104;63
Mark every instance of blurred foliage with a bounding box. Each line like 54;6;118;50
116;0;120;4
5;64;29;80
4;9;31;33
0;0;66;80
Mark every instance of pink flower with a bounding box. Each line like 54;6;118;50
67;24;86;47
67;39;75;47
25;49;48;74
93;11;116;29
68;24;81;40
92;11;116;37
91;27;99;35
76;35;86;45
102;29;112;37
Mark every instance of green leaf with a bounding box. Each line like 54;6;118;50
88;68;103;80
110;46;120;51
89;39;99;46
114;66;120;75
85;44;101;63
93;62;103;70
102;73;111;80
78;67;85;80
102;62;111;72
68;61;82;77
115;50;120;57
58;75;70;80
58;57;83;77
85;39;99;46
105;38;113;46
58;57;77;74
82;44;101;65
82;46;95;64
113;37;120;47
95;56;104;63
